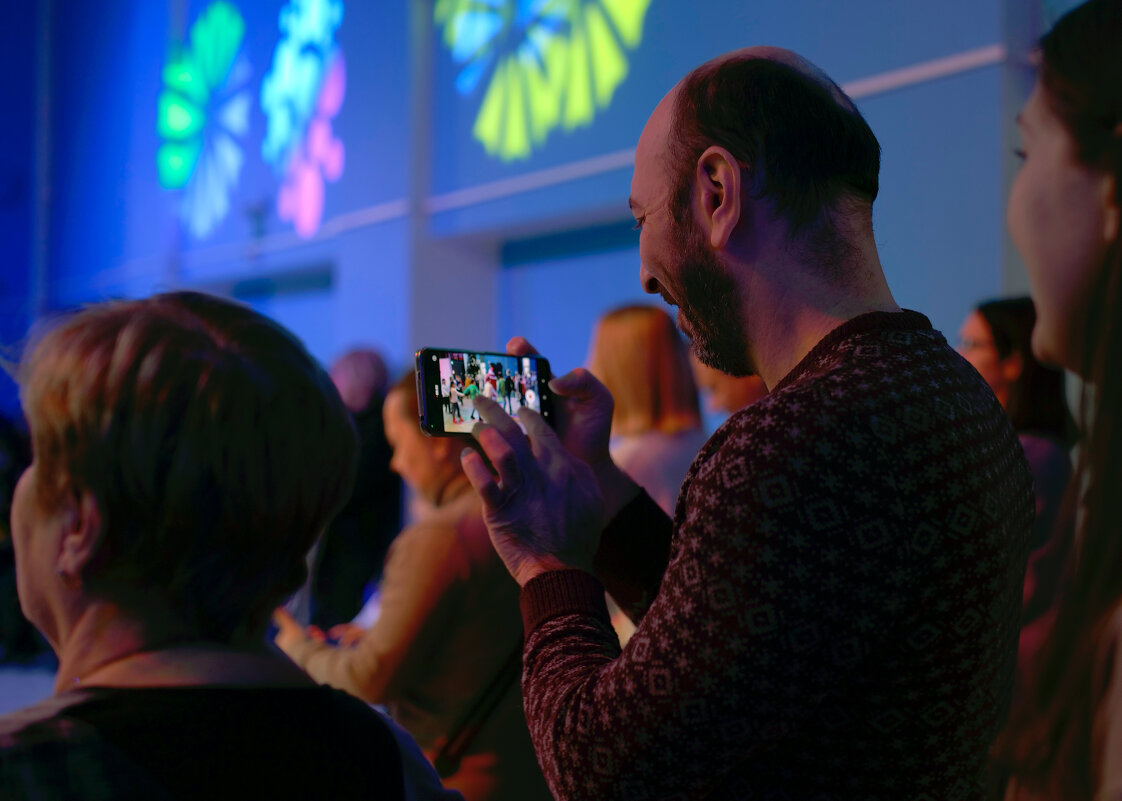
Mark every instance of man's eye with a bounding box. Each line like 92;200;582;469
1013;149;1027;161
632;217;645;231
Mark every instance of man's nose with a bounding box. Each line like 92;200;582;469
639;266;660;295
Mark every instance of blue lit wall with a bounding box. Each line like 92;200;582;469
9;0;1042;400
476;0;1010;378
40;0;413;371
0;2;37;416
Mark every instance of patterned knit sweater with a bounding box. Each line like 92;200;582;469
519;310;1034;801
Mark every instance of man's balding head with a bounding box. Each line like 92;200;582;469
665;47;880;249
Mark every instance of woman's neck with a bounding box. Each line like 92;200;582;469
55;602;310;693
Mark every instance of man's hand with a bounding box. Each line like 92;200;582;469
461;395;604;587
507;337;614;466
506;337;640;519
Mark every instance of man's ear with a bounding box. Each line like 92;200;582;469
56;491;103;581
695;145;743;250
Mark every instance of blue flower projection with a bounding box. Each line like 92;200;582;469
156;2;251;239
435;0;653;161
261;0;347;239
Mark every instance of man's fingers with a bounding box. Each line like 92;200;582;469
519;407;563;455
461;448;506;509
477;426;524;494
474;395;530;447
550;367;609;402
506;336;539;356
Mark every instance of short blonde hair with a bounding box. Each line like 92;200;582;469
587;305;701;437
20;292;357;641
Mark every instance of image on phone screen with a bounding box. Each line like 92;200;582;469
415;348;552;437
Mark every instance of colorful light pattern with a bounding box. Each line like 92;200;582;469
435;0;652;161
261;0;346;239
156;2;251;239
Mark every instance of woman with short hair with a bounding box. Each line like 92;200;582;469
0;291;457;800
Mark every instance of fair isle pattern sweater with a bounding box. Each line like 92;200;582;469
519;311;1034;801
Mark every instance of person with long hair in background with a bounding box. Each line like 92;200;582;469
587;304;709;517
992;1;1122;797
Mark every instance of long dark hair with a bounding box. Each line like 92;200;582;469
975;296;1071;440
995;0;1122;797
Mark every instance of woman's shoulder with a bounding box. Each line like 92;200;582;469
0;688;93;744
0;689;173;798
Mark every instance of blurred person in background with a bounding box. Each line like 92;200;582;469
587;304;709;516
991;1;1122;798
308;348;403;630
0;412;53;666
587;304;710;643
958;296;1073;679
0;292;456;799
689;352;768;418
275;373;550;801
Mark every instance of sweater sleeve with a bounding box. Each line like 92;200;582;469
517;411;930;801
287;521;466;704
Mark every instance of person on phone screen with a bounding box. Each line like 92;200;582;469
460;47;1034;801
463;378;480;420
448;381;465;426
275;373;550;801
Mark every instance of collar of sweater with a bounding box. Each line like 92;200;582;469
772;309;932;394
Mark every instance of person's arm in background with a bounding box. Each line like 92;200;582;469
276;522;465;703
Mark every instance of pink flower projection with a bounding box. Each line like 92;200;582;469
277;52;346;239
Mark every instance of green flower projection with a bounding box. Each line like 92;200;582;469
435;0;652;161
156;2;251;238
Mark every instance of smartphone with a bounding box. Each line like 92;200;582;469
414;347;554;437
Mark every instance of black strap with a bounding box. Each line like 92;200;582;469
433;641;523;778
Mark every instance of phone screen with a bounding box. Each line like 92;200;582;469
415;348;553;437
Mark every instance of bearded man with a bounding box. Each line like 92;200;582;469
463;47;1034;801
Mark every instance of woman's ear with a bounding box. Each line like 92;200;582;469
56;491;103;583
1104;179;1119;243
1000;351;1025;386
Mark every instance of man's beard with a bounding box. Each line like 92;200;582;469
672;216;754;377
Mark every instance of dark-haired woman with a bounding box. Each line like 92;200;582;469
992;0;1122;798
